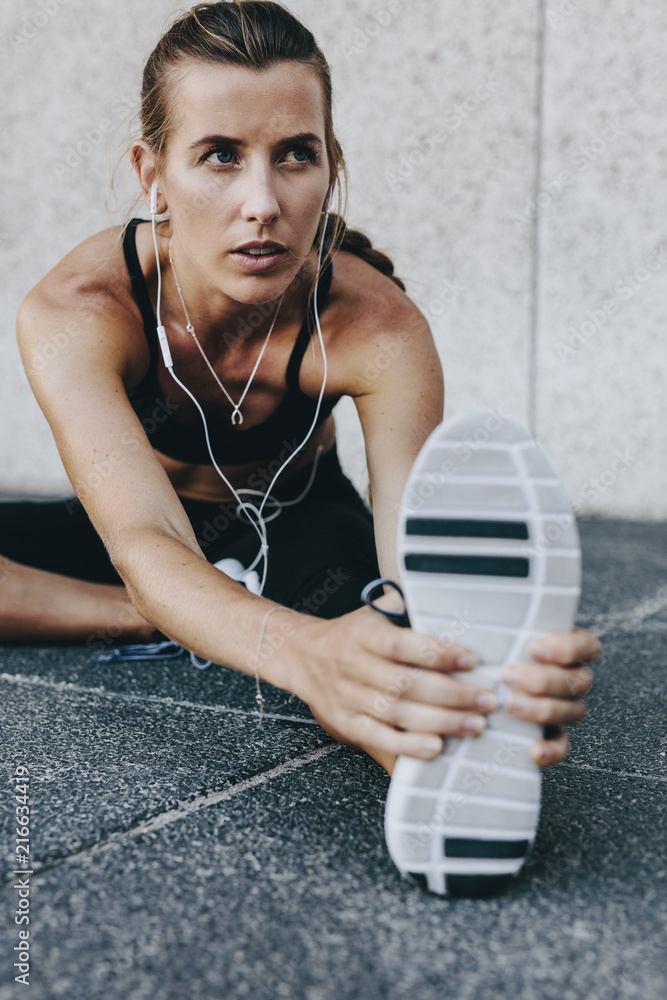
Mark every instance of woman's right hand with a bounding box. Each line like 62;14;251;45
291;603;498;761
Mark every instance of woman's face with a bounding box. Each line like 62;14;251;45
154;60;332;308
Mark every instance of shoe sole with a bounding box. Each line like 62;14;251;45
384;411;581;897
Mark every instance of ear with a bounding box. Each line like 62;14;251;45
130;140;166;215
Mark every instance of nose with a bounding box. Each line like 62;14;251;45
240;163;280;226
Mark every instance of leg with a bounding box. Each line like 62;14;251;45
0;496;154;644
0;556;154;644
257;496;382;619
182;445;382;620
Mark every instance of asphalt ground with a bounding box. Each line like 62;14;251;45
1;517;666;1000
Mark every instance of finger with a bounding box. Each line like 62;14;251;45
358;615;478;674
501;662;594;699
530;727;569;767
528;626;602;666
352;711;447;761
356;659;499;715
504;691;586;726
362;687;490;740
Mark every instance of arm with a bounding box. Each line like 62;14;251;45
350;295;601;765
16;289;312;687
353;302;445;584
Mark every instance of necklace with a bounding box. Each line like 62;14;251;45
168;243;285;427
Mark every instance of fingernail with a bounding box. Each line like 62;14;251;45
502;667;521;684
530;641;553;659
463;716;486;735
535;745;556;765
507;693;530;715
423;737;443;753
476;692;498;711
456;652;477;669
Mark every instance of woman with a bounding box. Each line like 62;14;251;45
7;1;598;885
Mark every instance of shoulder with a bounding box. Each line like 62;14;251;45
17;222;148;386
327;248;440;397
20;222;134;314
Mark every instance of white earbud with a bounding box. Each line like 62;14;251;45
149;182;172;368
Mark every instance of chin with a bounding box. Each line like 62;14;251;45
226;267;304;305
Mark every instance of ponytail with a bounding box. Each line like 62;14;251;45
327;213;405;292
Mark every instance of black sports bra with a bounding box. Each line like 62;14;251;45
122;218;337;464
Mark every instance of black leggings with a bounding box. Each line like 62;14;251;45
0;443;381;620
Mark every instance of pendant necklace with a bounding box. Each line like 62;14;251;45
168;243;285;427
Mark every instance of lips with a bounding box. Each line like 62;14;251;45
231;240;287;273
233;240;286;255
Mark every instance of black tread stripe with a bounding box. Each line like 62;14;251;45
405;554;530;577
446;873;513;898
444;838;529;859
406;519;529;540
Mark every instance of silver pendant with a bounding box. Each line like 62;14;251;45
231;408;244;426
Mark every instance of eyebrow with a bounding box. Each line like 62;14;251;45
188;132;324;152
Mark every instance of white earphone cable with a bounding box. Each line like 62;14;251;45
149;185;331;665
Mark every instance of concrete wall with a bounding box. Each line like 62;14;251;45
1;0;665;517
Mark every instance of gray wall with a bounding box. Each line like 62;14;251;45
2;0;665;517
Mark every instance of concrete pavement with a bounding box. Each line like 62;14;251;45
1;517;666;1000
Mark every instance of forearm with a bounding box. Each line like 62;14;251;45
372;500;401;583
115;528;314;692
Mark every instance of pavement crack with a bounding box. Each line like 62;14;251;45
0;671;319;727
582;584;667;637
1;743;342;883
560;762;667;783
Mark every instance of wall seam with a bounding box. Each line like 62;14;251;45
528;0;547;434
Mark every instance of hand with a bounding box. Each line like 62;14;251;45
500;626;601;767
292;604;500;762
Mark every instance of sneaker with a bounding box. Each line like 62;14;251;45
383;411;581;897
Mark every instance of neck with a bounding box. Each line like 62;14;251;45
160;226;318;349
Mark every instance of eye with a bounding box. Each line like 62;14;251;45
200;142;319;169
202;147;235;167
283;144;318;165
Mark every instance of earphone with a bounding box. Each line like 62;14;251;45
149;180;331;645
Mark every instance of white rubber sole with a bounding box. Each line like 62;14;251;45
384;411;581;897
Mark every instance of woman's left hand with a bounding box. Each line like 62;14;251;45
500;626;602;767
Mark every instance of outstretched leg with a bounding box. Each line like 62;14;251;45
0;494;155;643
0;555;154;644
